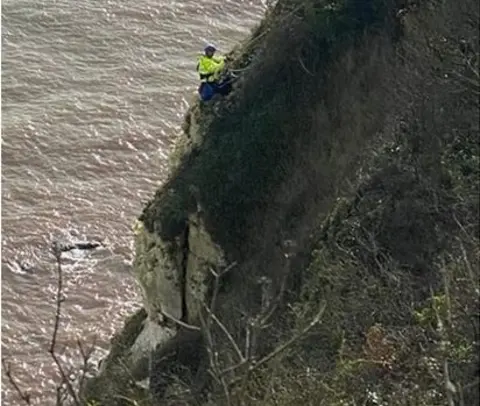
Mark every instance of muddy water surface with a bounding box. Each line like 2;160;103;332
1;1;264;403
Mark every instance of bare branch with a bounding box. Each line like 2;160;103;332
245;322;252;360
298;55;315;76
218;370;232;406
433;267;457;406
198;257;326;401
161;308;201;331
443;359;457;406
465;55;479;79
49;245;81;406
245;301;326;376
226;301;327;388
453;214;477;243
258;272;288;326
221;359;248;375
113;394;142;405
202;301;245;362
1;359;32;405
76;337;97;397
199;311;232;406
208;261;238;324
5;242;107;405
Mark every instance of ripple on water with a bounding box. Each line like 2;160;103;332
2;0;265;403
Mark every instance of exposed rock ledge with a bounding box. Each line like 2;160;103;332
79;0;471;403
84;207;225;404
134;211;225;325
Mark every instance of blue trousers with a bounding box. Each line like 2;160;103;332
198;78;233;101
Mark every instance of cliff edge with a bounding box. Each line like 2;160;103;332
84;0;479;404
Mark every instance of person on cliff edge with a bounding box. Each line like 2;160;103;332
196;44;234;101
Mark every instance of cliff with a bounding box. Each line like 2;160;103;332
84;0;479;405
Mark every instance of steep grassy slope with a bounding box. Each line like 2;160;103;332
85;0;478;404
139;0;478;404
229;2;480;404
140;0;402;251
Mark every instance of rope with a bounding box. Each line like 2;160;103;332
230;66;253;74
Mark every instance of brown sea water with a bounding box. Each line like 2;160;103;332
1;0;264;403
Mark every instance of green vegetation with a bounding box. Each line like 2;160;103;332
4;1;477;405
137;0;479;404
140;0;402;252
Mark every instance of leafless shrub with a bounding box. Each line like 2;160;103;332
2;242;100;406
194;263;326;405
2;359;33;405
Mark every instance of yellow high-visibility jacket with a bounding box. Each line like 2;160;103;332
196;55;225;82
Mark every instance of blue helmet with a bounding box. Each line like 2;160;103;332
204;44;216;53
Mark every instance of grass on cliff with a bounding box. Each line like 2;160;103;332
164;0;478;404
219;0;479;404
137;0;478;404
139;0;402;254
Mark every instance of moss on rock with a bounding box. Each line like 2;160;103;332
134;226;184;319
86;0;478;404
185;212;225;321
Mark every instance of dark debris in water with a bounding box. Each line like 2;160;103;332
52;240;104;255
